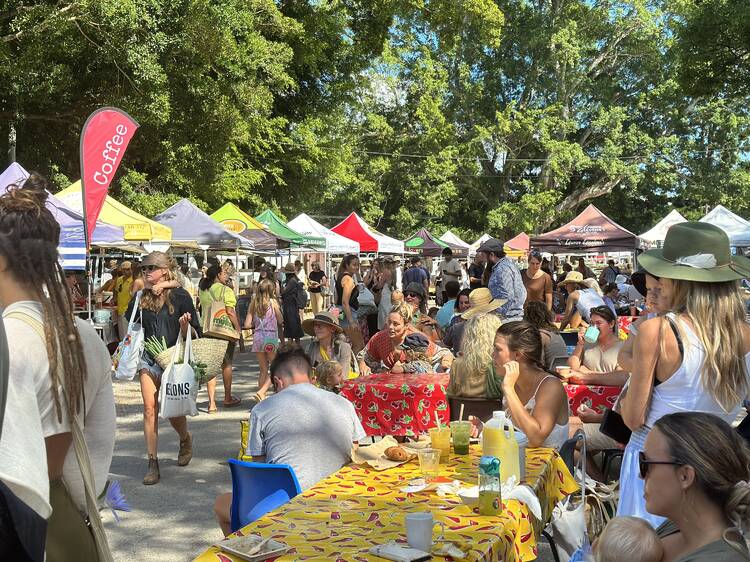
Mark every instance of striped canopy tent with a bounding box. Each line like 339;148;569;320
404;227;467;257
256;209;326;249
504;232;530;259
0;163;124;269
331;212;404;253
287;213;360;254
57;181;172;242
211;203;290;251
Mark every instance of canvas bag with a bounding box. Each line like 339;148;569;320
203;285;239;341
549;433;589;562
158;328;199;419
4;311;114;562
113;291;144;381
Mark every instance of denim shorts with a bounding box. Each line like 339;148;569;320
139;353;164;378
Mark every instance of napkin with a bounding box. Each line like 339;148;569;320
351;436;418;470
501;477;542;520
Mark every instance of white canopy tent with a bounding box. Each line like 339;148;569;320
439;230;471;249
288;213;360;254
700;205;750;247
639;209;688;248
468;233;492;256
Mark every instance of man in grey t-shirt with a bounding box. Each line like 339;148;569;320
214;347;365;535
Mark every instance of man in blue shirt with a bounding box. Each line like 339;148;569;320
477;238;526;321
436;280;460;330
403;256;429;295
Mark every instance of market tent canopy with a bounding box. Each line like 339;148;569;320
211;203;290;251
468;233;491;256
439;230;471;249
404;227;467;257
530;204;644;252
639;209;688;247
0;164;124;269
256;209;325;249
288;213;360;254
504;232;530;259
155;199;253;250
57;181;172;242
331;212;404;254
700;205;750;247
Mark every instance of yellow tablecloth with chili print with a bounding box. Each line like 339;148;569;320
195;446;577;562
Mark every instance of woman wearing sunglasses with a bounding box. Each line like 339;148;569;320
638;412;750;560
125;251;202;485
617;222;750;526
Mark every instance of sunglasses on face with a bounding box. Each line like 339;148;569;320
638;451;683;479
143;265;162;272
404;292;420;299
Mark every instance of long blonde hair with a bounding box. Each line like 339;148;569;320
140;253;178;314
670;279;749;411
456;314;503;375
250;278;276;319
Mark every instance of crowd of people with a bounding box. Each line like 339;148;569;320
4;173;750;561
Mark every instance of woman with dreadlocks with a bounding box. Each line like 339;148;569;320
0;174;115;561
124;251;202;485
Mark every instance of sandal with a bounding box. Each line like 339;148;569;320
207;407;218;414
223;397;242;408
251;392;266;403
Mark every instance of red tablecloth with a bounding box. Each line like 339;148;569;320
340;372;450;437
564;383;621;414
618;315;637;335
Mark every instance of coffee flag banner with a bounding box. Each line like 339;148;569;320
79;107;139;246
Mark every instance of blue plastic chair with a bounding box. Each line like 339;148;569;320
228;458;302;532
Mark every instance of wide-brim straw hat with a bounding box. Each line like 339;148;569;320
558;271;585;286
302;311;343;336
638;222;750;282
461;287;507;319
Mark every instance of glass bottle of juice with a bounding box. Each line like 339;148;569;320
478;455;502;516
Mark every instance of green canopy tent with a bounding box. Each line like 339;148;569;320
211;203;291;251
255;209;326;249
404;227;468;257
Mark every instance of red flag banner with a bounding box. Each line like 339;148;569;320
79;107;139;245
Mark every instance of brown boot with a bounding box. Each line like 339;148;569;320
177;432;193;466
143;455;160;485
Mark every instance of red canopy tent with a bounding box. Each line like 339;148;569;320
505;232;530;251
530;204;644;252
331;212;404;254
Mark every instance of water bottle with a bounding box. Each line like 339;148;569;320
478;455;502;516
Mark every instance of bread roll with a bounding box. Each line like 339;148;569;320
384;446;410;462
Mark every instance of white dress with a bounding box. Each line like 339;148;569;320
617;313;750;527
506;375;570;449
377;282;393;330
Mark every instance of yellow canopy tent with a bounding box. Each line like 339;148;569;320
57;181;172;241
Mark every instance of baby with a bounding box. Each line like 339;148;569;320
390;289;404;305
593;516;663;562
315;360;344;394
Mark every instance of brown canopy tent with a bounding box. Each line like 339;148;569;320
530;204;645;252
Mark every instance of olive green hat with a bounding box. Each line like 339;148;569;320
637;222;750;282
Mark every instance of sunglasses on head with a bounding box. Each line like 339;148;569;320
638;451;683;479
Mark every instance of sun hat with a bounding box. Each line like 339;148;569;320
558;271;585;286
476;238;505;254
283;262;296;273
615;274;628;285
141;251;172;269
302;311;343;336
119;260;132;271
638;222;750;282
403;282;426;300
461;287;507;319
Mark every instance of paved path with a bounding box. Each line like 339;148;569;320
104;347;557;561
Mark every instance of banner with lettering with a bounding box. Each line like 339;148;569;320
79;107;139;246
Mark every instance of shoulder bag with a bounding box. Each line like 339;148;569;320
203;285;239;341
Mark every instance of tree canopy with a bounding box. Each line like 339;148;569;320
2;0;749;240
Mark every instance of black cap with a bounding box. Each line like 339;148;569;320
477;238;504;254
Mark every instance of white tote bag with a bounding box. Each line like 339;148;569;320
113;291;144;381
549;432;590;562
158;328;199;419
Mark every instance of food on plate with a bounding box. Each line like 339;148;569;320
384;445;411;461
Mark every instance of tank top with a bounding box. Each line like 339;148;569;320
335;272;359;310
575;288;606;322
645;313;750;428
254;305;277;336
505;375;569;449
